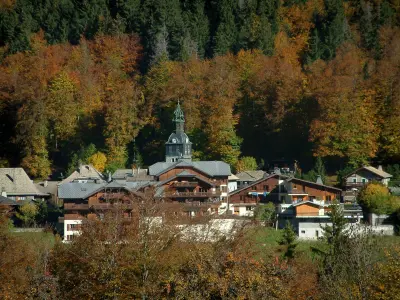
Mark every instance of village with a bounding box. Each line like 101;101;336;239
1;103;398;241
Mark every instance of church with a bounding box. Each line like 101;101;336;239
148;102;231;214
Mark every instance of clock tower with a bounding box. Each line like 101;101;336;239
165;101;192;162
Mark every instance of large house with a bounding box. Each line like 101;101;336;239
228;174;342;217
277;200;362;239
0;168;48;201
343;165;392;190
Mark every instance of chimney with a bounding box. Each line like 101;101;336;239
132;167;135;176
1;188;6;198
378;165;383;171
44;180;48;187
316;175;323;185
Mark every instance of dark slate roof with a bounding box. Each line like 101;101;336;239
0;168;47;196
35;181;59;196
0;195;20;206
166;132;192;144
112;168;149;179
148;161;231;177
58;182;104;199
176;170;195;177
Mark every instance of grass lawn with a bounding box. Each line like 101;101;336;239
11;231;56;250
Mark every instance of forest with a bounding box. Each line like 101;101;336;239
0;0;400;178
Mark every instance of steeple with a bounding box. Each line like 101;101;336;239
173;100;185;133
165;101;192;162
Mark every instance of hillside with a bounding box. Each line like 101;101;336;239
0;0;399;178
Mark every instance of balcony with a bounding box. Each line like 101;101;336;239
171;181;198;188
90;202;133;210
345;182;366;188
64;203;89;210
164;191;221;198
296;212;323;217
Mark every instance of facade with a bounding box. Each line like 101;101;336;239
58;180;145;241
60;164;105;184
278;201;363;239
0;168;48;201
228;174;342;217
344;165;392;190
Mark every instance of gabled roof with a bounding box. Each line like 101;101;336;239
345;166;392;179
236;170;267;182
292;201;325;208
112;168;149;179
60;164;104;184
148;161;231;177
287;177;342;192
58;182;105;199
229;174;288;196
0;168;47;196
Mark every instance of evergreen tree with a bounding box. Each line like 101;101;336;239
279;221;297;259
213;0;237;55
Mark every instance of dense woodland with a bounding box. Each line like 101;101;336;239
1;0;400;178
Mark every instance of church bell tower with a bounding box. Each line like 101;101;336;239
165;101;192;162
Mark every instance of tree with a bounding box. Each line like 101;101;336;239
279;221;297;259
235;156;258;172
302;156;326;183
254;202;276;225
16;202;38;227
358;183;400;214
88;151;107;172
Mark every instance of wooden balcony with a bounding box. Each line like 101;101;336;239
64;203;89;210
164;191;221;198
90;203;133;210
171;181;198;188
345;182;366;188
296;212;321;217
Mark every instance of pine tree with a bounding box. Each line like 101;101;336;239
213;0;237;56
279;221;297;259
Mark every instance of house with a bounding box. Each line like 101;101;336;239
343;165;392;190
0;168;48;201
58;179;149;241
0;194;21;214
228;174;342;217
236;170;267;189
60;164;105;184
282;177;342;203
228;174;238;192
277;201;362;239
112;168;153;181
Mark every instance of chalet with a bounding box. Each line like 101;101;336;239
228;174;342;217
283;177;342;203
0;168;48;201
278;201;362;239
343;165;392;190
58;179;150;241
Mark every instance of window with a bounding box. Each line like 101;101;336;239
263;185;269;191
293;184;297;189
246;206;253;211
326;195;332;202
199;188;206;193
280;196;285;202
252;186;257;191
18;196;26;201
301;230;305;234
240;195;245;201
353;178;357;183
362;178;367;183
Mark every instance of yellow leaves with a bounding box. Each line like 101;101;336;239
88;152;107;172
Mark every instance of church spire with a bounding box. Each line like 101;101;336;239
173;100;185;133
